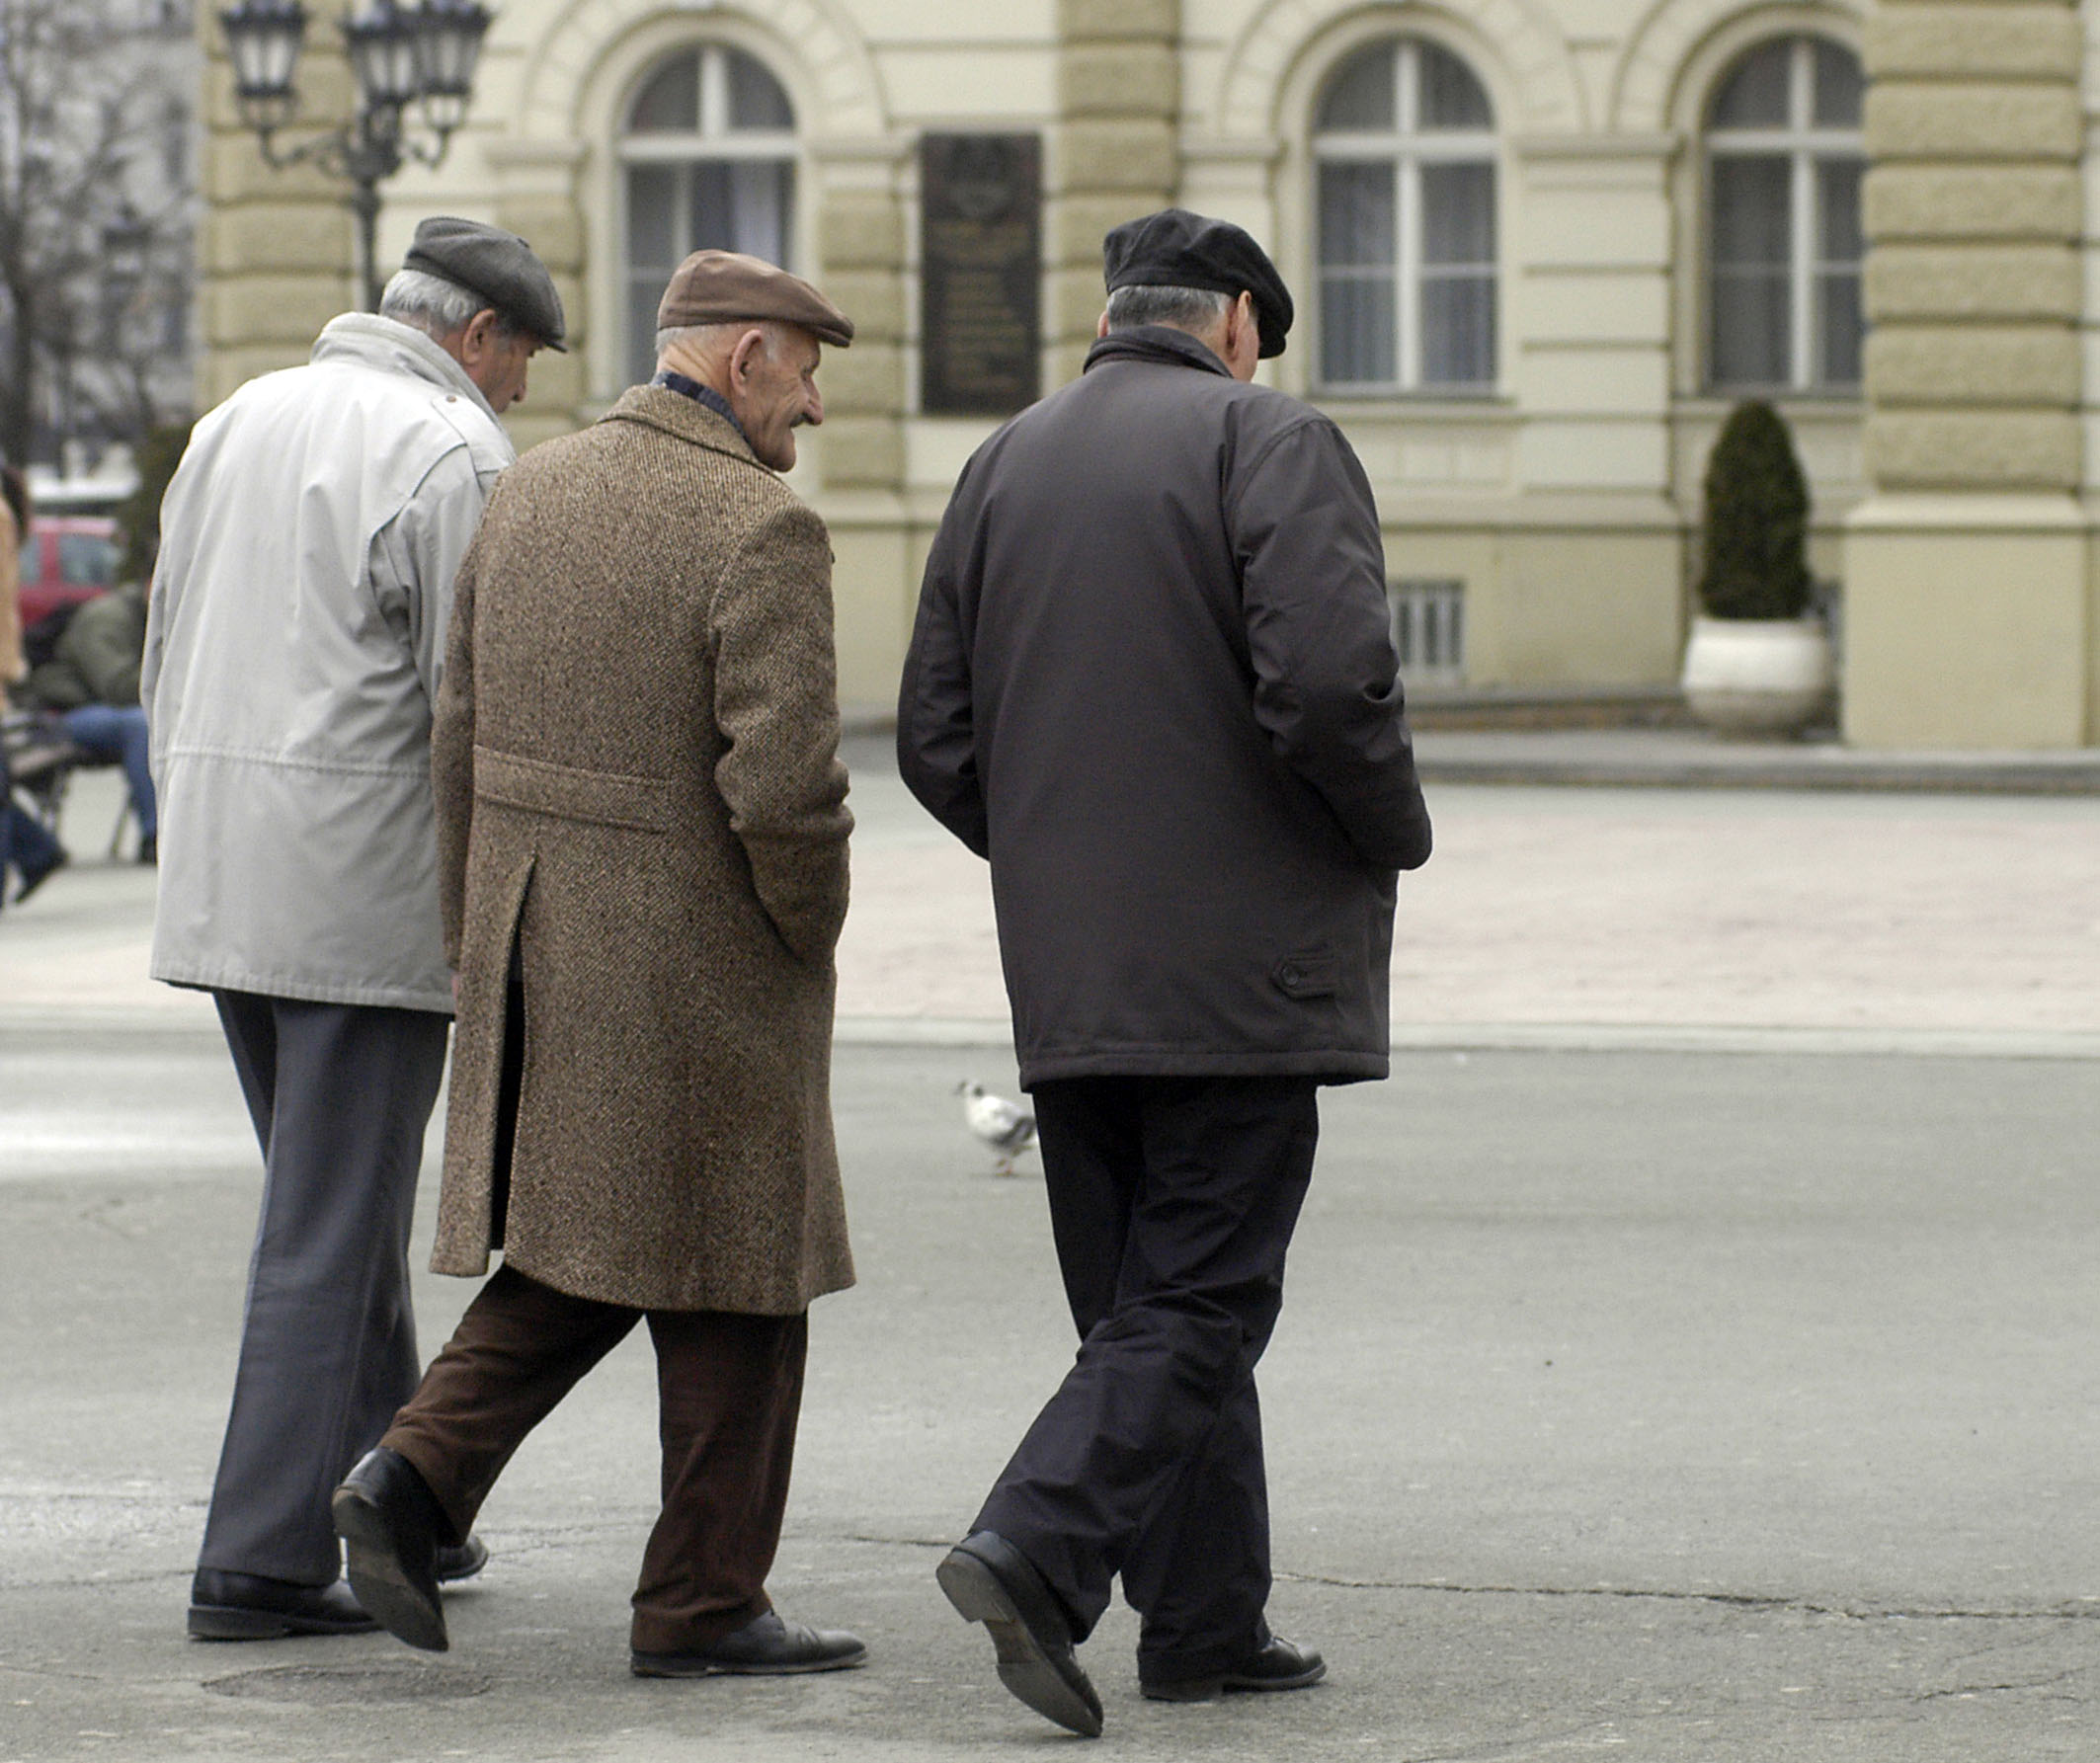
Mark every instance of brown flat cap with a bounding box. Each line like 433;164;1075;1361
656;251;853;348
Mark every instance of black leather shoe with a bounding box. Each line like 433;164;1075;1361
435;1535;488;1583
1141;1634;1327;1702
936;1531;1102;1737
631;1610;867;1677
188;1568;378;1641
332;1446;449;1652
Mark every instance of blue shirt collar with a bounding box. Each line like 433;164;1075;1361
651;370;746;441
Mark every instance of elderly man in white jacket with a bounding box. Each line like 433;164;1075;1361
143;217;563;1642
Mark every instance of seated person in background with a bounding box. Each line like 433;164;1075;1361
1;462;67;906
20;578;156;863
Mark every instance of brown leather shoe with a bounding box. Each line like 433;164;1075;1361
631;1610;867;1676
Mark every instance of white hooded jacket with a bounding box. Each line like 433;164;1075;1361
143;313;515;1011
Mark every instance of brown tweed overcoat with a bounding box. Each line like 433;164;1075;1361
428;384;853;1314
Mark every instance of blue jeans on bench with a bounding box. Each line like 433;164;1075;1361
62;703;156;840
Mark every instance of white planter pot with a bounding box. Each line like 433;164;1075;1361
1680;615;1834;737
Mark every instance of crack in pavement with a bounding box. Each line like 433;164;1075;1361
1910;1666;2088;1702
837;1535;2100;1626
1270;1570;2100;1625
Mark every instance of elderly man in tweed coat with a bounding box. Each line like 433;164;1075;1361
330;251;865;1678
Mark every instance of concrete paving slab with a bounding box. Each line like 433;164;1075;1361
21;758;2098;1052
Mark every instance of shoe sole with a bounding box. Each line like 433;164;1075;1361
1143;1659;1328;1702
332;1486;448;1653
630;1645;869;1678
936;1547;1102;1738
187;1604;378;1642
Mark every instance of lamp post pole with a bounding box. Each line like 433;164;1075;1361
217;0;493;312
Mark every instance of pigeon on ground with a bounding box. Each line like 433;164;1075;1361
956;1081;1037;1176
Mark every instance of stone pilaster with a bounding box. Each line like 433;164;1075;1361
1843;0;2093;745
813;137;911;493
1050;0;1180;388
486;139;589;448
197;5;357;410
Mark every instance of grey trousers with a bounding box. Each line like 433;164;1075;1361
198;992;449;1585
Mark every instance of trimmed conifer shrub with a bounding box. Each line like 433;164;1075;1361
1696;400;1812;620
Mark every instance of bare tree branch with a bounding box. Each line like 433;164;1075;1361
0;0;196;465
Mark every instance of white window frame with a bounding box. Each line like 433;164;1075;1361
1313;38;1498;395
618;44;798;385
1705;35;1863;394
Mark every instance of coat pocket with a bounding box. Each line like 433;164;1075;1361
1271;948;1338;1000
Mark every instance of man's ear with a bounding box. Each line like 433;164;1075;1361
458;308;500;363
1096;309;1111;340
729;327;768;383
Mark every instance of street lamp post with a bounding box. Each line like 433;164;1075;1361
218;0;493;313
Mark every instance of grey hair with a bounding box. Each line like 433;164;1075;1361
655;320;784;361
1104;284;1232;335
380;268;523;343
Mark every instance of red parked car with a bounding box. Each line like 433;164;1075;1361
18;515;121;628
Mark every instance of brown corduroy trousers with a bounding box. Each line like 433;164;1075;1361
379;1262;808;1653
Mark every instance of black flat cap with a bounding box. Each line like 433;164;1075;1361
1102;208;1294;359
403;216;567;352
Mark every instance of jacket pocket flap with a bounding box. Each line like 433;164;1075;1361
474;746;673;833
1271;950;1338;1000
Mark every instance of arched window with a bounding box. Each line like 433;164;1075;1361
1313;39;1497;392
620;45;796;386
1706;36;1863;392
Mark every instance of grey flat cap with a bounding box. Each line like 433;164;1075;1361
403;215;567;351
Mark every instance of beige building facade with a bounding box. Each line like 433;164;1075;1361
198;0;2100;747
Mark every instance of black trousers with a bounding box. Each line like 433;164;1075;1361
199;992;449;1584
974;1074;1318;1683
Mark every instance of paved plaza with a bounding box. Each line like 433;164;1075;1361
1;750;2096;1760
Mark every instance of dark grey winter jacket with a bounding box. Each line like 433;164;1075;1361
897;325;1431;1086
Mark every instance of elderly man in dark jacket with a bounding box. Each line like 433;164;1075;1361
899;208;1432;1736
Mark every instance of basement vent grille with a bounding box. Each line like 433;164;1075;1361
1388;578;1465;684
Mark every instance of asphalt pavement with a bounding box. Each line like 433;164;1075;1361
2;751;2097;1761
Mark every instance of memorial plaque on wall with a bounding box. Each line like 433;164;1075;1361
921;133;1041;417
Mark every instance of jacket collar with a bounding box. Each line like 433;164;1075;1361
311;312;501;426
600;382;764;468
1083;325;1233;379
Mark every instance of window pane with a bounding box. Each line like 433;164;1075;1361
1417;41;1493;130
1817;271;1862;386
1322;276;1396;384
629;51;699;132
629;280;662;387
1318;43;1395;131
1711;155;1790;268
1420;274;1494;385
1813;40;1863;127
688;160;794;267
627;163;677;269
1319;160;1395;269
1421;162;1494;266
727;48;793;130
1712;271;1790;385
1817;157;1862;264
1710;40;1791;129
57;534;117;586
